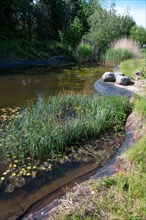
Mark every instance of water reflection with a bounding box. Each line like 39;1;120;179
0;65;106;108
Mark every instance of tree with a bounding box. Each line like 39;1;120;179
130;25;146;46
84;3;135;55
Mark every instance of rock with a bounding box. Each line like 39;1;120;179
102;72;115;82
116;75;131;85
134;70;144;79
114;72;125;78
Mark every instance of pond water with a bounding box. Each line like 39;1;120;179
0;64;108;220
0;65;106;109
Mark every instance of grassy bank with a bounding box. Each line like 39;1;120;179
53;135;146;220
50;61;146;220
119;59;146;78
0;94;129;163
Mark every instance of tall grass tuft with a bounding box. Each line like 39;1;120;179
111;37;141;58
104;37;141;66
0;94;129;162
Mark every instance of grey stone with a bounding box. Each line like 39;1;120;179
114;72;125;78
116;75;131;85
102;72;115;82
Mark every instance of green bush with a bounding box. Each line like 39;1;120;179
130;25;146;46
0;94;129;162
103;48;135;66
75;43;93;63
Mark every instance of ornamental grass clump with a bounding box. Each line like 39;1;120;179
104;37;141;65
0;94;129;163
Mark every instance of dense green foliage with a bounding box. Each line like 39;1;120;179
84;4;135;56
75;43;93;62
130;25;146;46
0;0;136;60
1;94;129;162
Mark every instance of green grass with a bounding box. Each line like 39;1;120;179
50;61;146;220
52;136;146;220
119;58;146;78
103;48;135;66
132;94;146;118
0;94;129;163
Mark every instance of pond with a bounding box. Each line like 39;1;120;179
1;64;118;220
0;65;106;109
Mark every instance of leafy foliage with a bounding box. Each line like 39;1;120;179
0;0;136;59
75;43;93;62
130;25;146;46
85;4;135;56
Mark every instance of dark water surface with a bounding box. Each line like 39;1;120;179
0;65;106;108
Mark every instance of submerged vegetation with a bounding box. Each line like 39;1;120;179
0;94;129;163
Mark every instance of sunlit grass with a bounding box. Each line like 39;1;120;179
119;58;146;78
0;94;129;163
52;136;146;220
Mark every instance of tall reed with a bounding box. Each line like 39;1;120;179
0;94;129;162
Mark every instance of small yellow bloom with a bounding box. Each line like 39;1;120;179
26;173;31;176
13;164;17;168
1;177;5;181
12;173;16;177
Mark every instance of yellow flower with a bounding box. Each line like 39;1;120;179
13;164;17;168
12;173;16;177
1;177;5;181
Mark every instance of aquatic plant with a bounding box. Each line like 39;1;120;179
0;94;129;163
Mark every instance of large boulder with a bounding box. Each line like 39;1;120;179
114;72;125;78
102;72;115;82
116;75;130;85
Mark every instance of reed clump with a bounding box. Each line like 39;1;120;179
104;37;141;66
0;94;129;162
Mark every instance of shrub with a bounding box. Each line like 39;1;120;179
130;25;146;46
75;43;93;63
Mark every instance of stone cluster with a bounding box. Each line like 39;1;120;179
102;71;131;86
